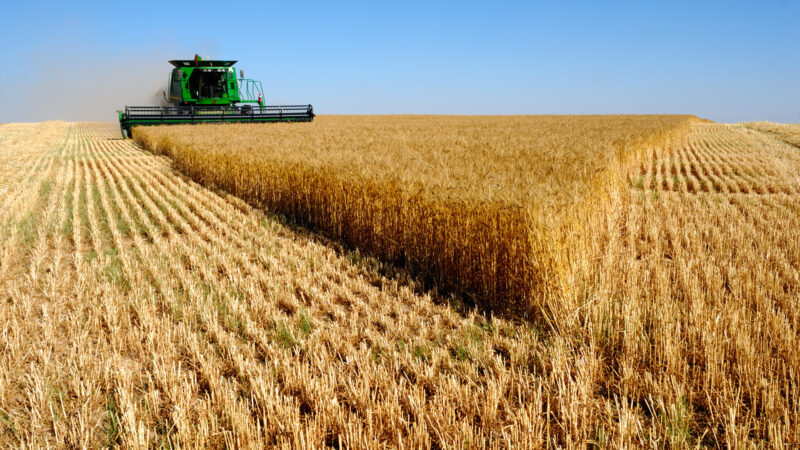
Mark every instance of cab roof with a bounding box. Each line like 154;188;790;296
169;60;237;68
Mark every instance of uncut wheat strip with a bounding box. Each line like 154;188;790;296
139;125;552;310
155;123;612;308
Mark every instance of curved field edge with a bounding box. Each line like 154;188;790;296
133;115;697;317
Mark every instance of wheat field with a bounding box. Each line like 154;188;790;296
134;115;695;318
742;122;800;148
0;119;798;447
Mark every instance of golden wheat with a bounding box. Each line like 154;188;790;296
134;115;695;318
0;119;797;447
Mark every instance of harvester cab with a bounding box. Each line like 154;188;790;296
118;55;314;138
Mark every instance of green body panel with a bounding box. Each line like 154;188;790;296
166;59;262;106
170;65;240;106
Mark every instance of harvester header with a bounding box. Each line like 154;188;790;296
118;56;314;138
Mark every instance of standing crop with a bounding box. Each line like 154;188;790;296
134;115;696;317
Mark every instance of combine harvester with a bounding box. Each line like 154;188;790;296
118;55;314;138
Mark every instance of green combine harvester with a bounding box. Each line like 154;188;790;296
118;55;314;138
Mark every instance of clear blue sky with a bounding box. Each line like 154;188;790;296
1;0;798;123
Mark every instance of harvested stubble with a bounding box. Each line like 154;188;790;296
134;115;695;316
742;121;800;148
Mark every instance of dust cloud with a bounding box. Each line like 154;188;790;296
11;52;175;122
